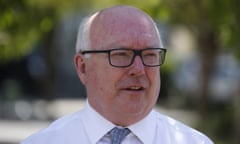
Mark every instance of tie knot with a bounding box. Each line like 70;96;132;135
109;127;130;144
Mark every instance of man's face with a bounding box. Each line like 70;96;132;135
75;8;162;125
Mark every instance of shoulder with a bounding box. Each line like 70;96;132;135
21;110;86;144
153;110;214;144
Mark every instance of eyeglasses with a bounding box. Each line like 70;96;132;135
81;48;167;68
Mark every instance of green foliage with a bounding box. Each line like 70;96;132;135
1;0;239;63
153;0;240;60
0;0;57;63
0;0;91;64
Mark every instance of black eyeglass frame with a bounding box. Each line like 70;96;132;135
80;48;167;68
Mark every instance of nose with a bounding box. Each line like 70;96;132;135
128;56;145;76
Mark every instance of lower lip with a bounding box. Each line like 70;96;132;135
122;89;145;93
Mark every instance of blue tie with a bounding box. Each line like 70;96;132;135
109;127;130;144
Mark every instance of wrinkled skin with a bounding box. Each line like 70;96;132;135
74;6;162;126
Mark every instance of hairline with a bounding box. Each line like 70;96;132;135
75;12;99;53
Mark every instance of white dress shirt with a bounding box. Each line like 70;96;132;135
21;101;213;144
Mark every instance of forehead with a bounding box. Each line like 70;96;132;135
89;7;161;49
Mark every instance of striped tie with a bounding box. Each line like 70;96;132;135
109;127;131;144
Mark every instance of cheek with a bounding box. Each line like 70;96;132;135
148;69;160;91
86;63;121;96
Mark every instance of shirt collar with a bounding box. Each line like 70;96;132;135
128;110;157;144
82;100;157;144
81;100;115;144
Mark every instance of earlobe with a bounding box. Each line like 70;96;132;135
74;53;87;84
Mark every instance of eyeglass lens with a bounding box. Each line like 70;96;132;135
109;49;165;67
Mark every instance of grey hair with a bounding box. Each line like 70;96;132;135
75;12;99;53
152;20;164;48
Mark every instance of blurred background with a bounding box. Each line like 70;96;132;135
0;0;240;144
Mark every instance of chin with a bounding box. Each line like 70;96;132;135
124;103;151;116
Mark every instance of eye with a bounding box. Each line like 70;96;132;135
110;50;132;58
143;51;158;58
113;52;128;56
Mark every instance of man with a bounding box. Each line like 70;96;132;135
22;5;213;144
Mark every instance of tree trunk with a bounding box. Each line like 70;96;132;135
197;28;219;117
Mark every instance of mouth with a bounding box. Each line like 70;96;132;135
125;86;144;91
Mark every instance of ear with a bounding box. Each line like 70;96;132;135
74;53;87;85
